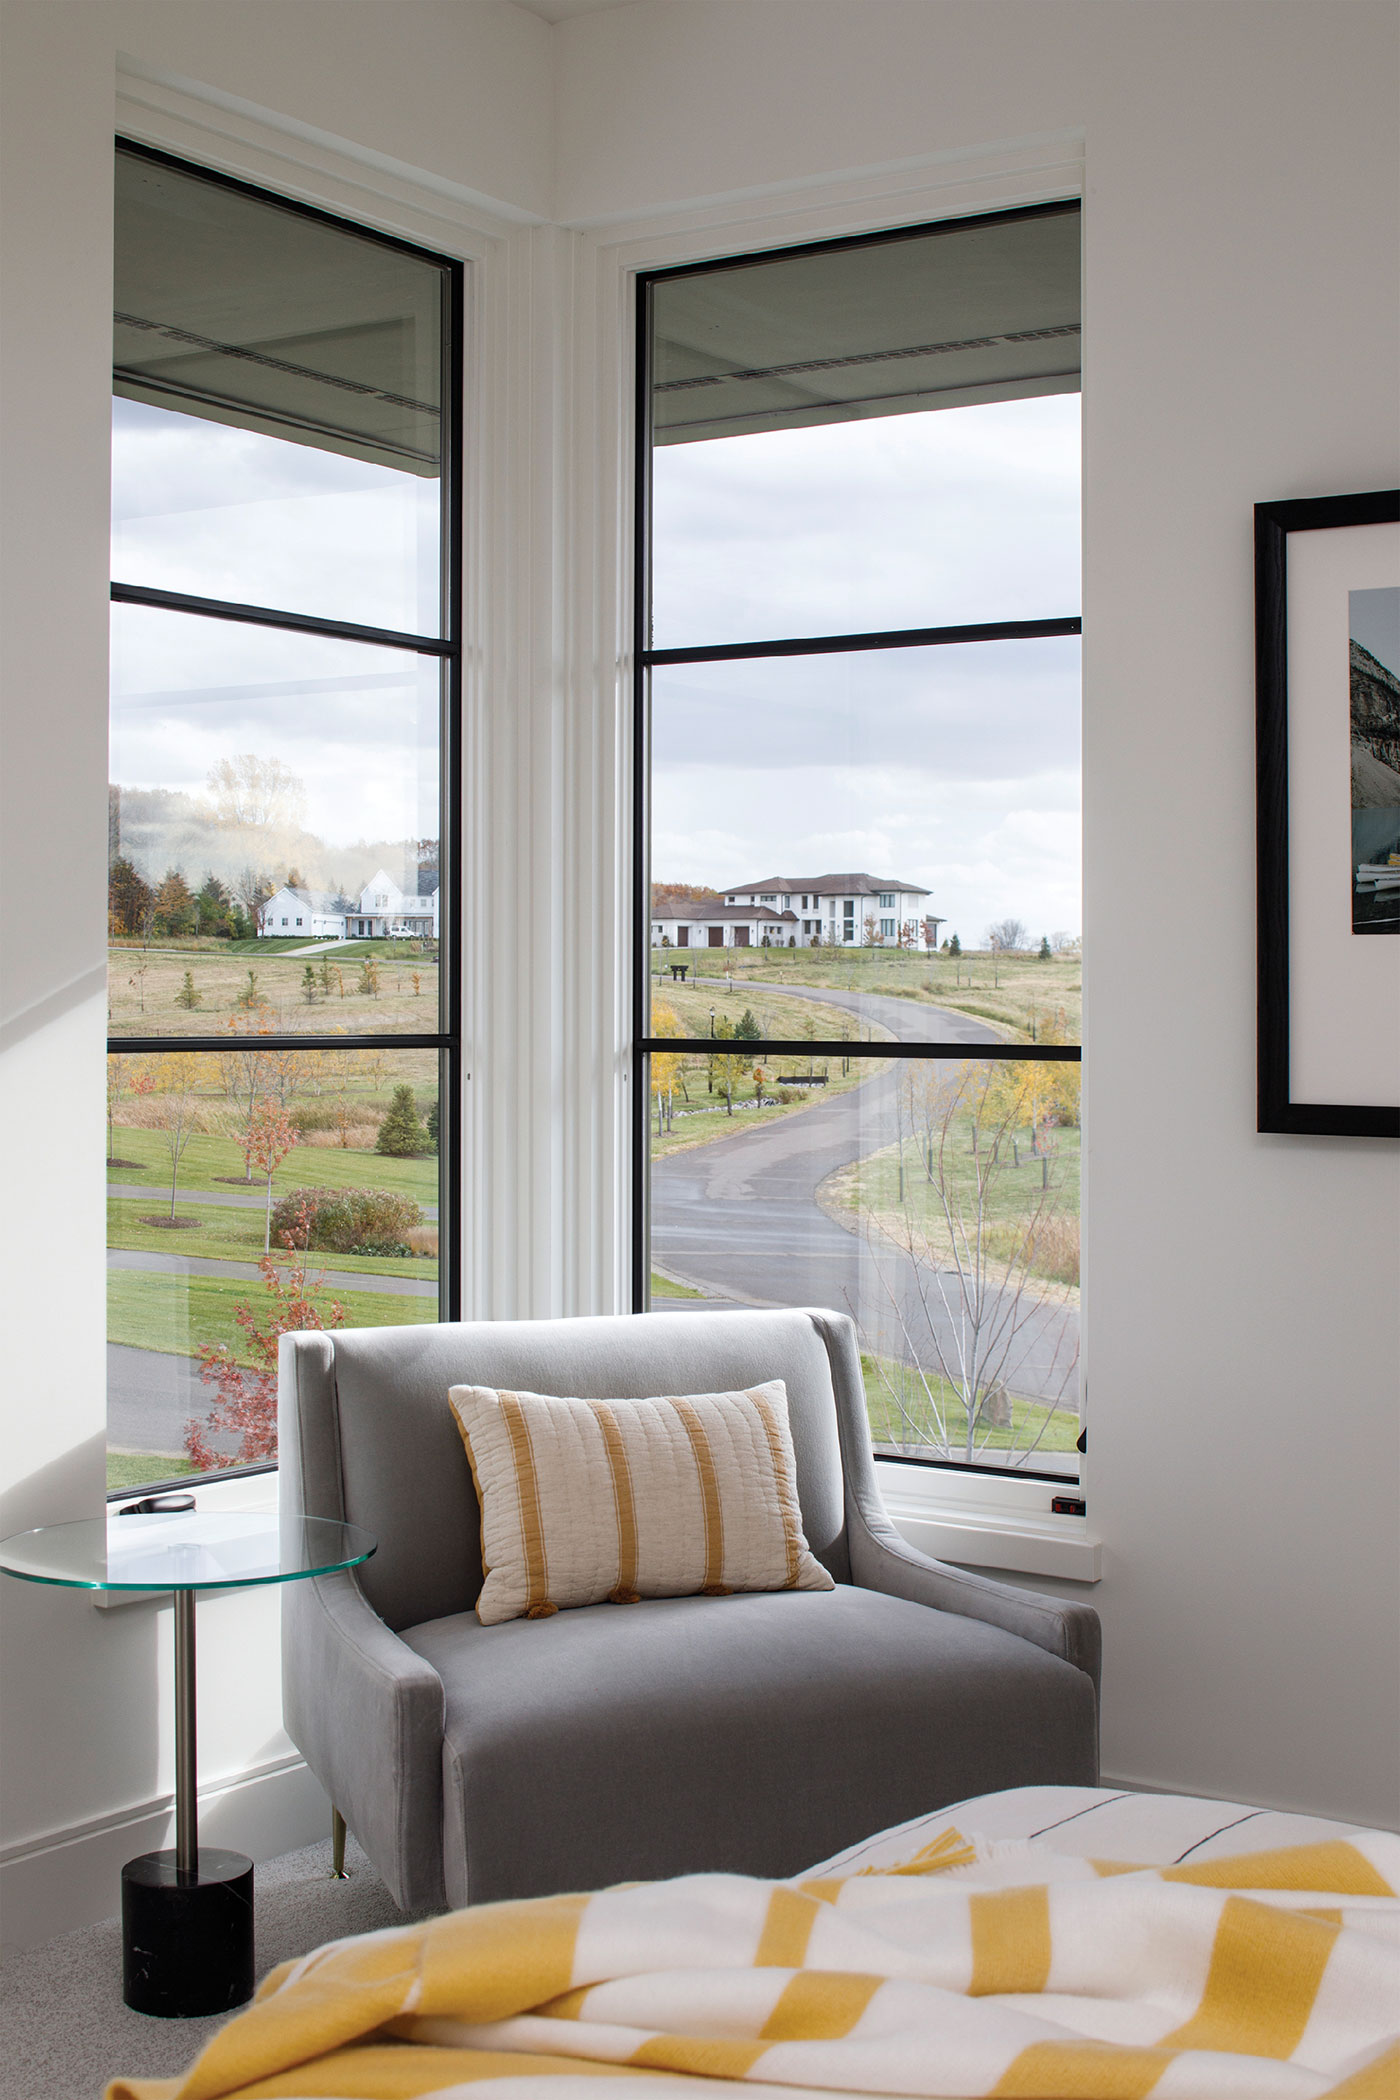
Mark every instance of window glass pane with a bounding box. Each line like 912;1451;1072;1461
646;1053;1079;1475
649;639;1081;1042
114;148;445;633
107;1046;442;1491
109;603;442;1036
650;209;1080;647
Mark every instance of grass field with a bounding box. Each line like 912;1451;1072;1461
823;1117;1080;1294
650;977;890;1043
650;943;1080;1044
861;1350;1079;1459
105;1451;200;1490
106;1118;438;1207
108;1269;439;1367
108;939;440;1037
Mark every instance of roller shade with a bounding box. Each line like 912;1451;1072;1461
652;204;1079;445
114;148;444;477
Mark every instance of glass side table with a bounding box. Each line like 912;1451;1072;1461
0;1509;375;2018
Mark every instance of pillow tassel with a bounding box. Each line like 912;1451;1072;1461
526;1600;558;1618
608;1585;641;1605
701;1583;733;1597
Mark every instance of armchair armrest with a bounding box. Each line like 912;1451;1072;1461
845;1494;1102;1694
805;1307;1101;1698
282;1570;447;1913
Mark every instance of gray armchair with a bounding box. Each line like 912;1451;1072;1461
280;1307;1099;1913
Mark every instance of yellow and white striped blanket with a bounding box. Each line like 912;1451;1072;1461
109;1812;1400;2100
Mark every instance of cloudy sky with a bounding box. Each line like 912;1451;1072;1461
651;393;1082;944
111;397;440;854
111;382;1082;943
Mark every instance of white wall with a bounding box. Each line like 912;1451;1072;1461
1;0;1396;1948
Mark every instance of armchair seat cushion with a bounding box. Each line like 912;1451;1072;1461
401;1583;1098;1908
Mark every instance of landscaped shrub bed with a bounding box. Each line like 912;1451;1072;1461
270;1186;423;1256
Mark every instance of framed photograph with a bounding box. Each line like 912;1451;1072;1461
1255;488;1400;1137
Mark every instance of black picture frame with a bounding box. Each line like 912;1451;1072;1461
1255;487;1400;1137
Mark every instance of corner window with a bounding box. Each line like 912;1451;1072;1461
637;204;1082;1481
107;142;461;1497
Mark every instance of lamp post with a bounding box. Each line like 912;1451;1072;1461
709;1006;715;1038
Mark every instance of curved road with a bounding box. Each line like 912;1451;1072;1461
651;977;1079;1418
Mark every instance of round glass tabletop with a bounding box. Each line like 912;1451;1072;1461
0;1512;376;1592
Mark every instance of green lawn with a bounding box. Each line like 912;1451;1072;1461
106;1123;437;1205
108;1269;440;1367
107;1198;437;1281
105;1451;200;1491
861;1350;1079;1459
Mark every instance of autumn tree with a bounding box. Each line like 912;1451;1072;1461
247;1095;297;1252
186;1204;344;1470
711;1016;747;1117
650;1000;685;1135
153;868;195;938
108;856;152;937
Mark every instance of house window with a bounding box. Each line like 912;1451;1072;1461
107;140;461;1497
638;203;1082;1480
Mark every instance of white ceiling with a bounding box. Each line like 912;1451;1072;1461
509;0;636;22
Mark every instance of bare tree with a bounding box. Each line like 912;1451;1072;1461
986;917;1029;953
207;755;307;831
857;1062;1079;1466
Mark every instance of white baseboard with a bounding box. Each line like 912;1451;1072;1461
0;1753;329;1951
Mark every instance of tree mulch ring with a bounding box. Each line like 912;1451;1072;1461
139;1216;204;1230
107;1158;145;1170
213;1176;257;1186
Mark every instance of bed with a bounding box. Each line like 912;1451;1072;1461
107;1785;1400;2100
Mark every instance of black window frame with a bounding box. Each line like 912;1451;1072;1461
107;138;463;1499
632;202;1083;1484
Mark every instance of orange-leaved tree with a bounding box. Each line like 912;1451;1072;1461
186;1201;344;1469
247;1095;297;1252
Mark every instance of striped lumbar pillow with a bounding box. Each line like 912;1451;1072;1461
447;1380;835;1625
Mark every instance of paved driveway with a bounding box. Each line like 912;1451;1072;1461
651;977;1079;1417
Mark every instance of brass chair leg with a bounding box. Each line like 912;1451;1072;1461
331;1806;349;1880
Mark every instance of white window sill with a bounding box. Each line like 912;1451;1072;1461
95;1469;280;1608
873;1458;1101;1583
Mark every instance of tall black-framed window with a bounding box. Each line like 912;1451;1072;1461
107;140;461;1496
634;203;1083;1481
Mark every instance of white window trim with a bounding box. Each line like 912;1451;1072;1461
114;66;1087;1560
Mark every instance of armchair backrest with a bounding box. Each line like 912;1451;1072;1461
280;1308;858;1632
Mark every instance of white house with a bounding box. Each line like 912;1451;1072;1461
343;869;440;941
651;902;798;949
257;885;348;939
257;871;440;941
653;873;932;948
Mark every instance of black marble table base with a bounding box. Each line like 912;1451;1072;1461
121;1847;254;2017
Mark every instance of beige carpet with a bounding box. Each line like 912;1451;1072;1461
0;1833;436;2100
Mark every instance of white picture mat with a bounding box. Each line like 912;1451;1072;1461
1287;520;1400;1107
